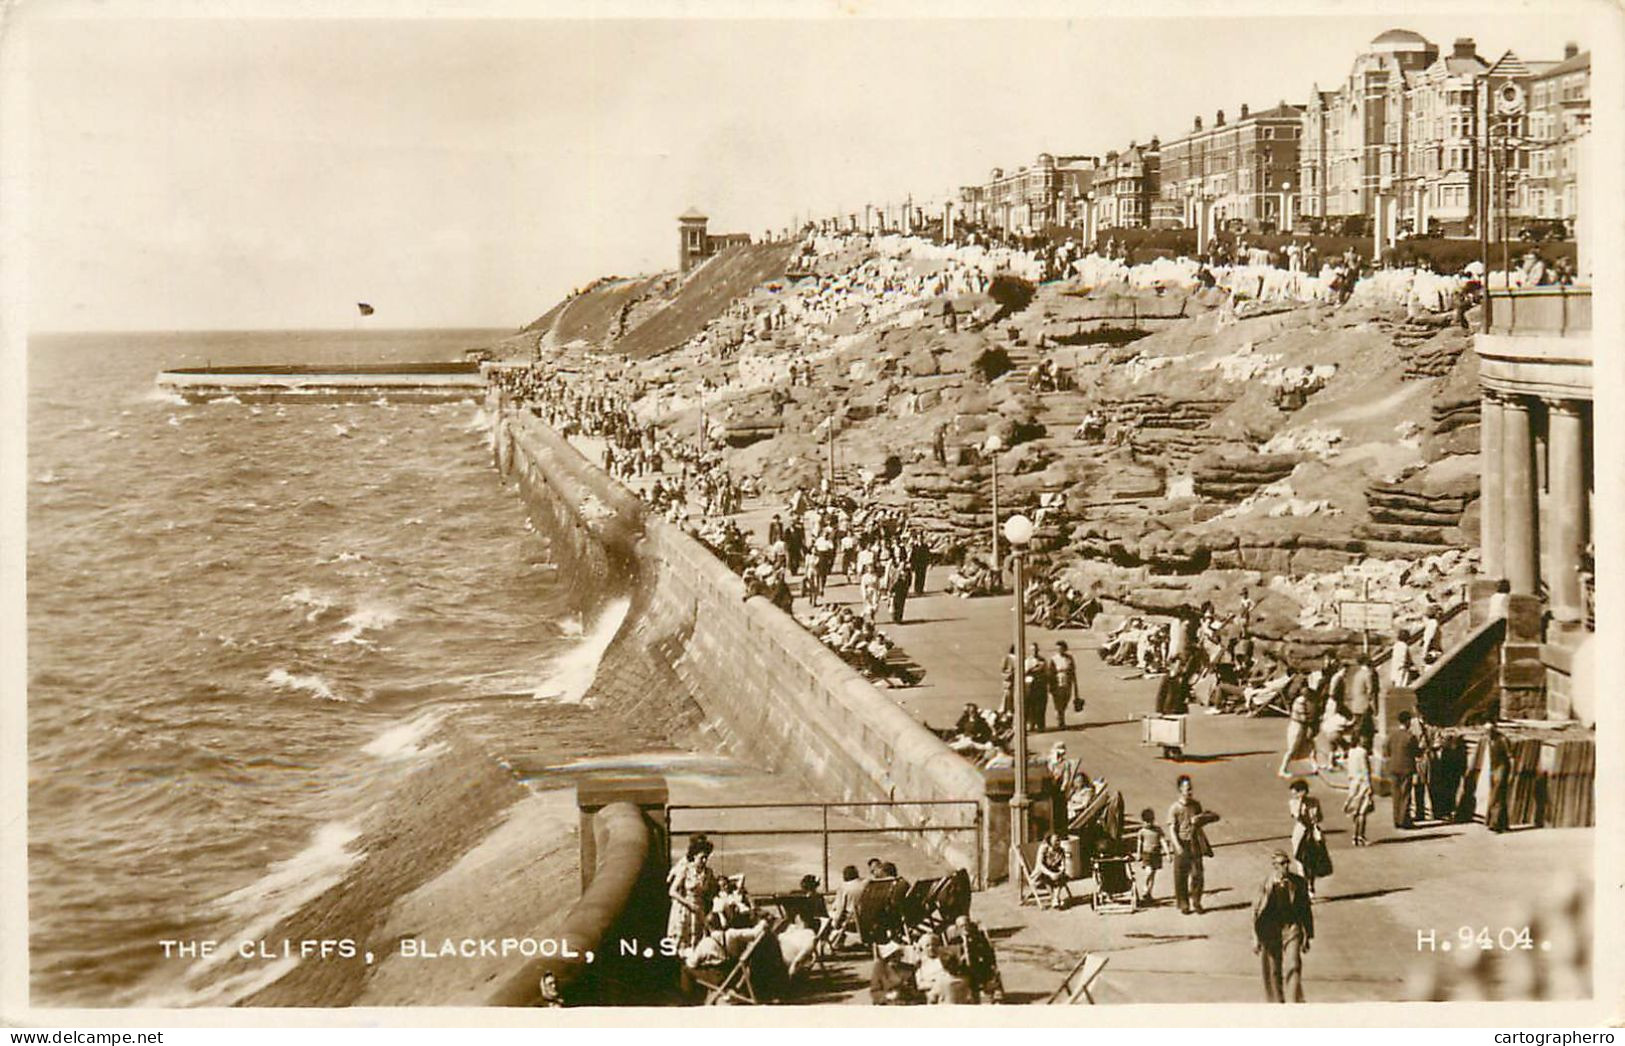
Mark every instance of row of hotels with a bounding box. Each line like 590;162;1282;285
958;29;1591;243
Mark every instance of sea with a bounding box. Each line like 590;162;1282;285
24;329;674;1007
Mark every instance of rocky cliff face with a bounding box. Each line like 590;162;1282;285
504;234;1484;661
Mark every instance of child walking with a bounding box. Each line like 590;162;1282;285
1134;808;1165;905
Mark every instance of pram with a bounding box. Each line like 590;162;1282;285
1090;846;1138;914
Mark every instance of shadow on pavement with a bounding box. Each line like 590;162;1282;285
1170;749;1274;764
1372;831;1457;845
1319;886;1411;904
1213;834;1293;849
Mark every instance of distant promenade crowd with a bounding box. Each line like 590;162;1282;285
489;363;939;688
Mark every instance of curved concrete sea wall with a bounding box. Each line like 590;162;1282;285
492;400;989;876
488;800;665;1006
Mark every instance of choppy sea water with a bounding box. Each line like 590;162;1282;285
25;330;656;1006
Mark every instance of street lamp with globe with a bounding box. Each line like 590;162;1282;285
1004;512;1036;859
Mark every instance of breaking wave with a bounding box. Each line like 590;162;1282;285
532;596;629;704
264;668;343;702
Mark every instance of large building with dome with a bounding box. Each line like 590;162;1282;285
1299;29;1590;239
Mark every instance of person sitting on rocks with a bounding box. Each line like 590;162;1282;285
1101;617;1148;665
946;557;995;598
1244;659;1294;716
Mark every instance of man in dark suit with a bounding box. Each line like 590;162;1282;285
1388;711;1422;829
1253;850;1314;1002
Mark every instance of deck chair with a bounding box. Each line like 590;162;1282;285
1015;842;1075;910
702;927;791;1005
896;878;938;931
920;868;972;931
1047;952;1109;1004
1067;783;1113;833
855;879;905;949
775;893;834;967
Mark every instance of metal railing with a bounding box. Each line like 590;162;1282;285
665;799;984;894
1485;286;1592;337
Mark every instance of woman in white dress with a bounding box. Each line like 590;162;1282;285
666;836;718;951
1342;731;1375;847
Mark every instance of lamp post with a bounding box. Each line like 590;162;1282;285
1005;513;1036;858
984;434;1005;577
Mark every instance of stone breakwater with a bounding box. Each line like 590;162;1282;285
490;397;990;876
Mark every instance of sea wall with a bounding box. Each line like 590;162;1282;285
491;400;990;877
488;794;670;1007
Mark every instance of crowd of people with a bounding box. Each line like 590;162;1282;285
665;836;1005;1006
490;360;944;690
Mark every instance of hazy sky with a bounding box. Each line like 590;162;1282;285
13;1;1606;331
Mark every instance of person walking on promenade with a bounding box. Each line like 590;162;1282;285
1001;645;1018;716
1342;653;1379;741
1278;672;1315;778
785;518;805;577
1023;642;1051;733
888;558;911;624
1387;711;1422;829
1253;851;1314;1003
1484;720;1512;833
1409;710;1437;822
1165;775;1218;915
909;533;932;597
1287;779;1332;900
1155;654;1190;758
1134;808;1165;905
1049;641;1080;730
1342;725;1375;846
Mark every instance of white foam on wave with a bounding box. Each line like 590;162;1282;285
35;469;61;485
265;668;344;702
332;422;352;438
361;709;449;762
281;587;336;622
209;395;243;406
557;614;584;637
157;821;363;1005
461;406;493;433
144;386;189;406
533;596;629;704
331;598;401;645
318;550;366;565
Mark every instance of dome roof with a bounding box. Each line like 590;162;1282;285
1371;28;1431;50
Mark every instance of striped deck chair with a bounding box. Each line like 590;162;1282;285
1047;952;1109;1004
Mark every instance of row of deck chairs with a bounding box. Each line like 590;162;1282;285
853;869;974;948
683;870;973;1006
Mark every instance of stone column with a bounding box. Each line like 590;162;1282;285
1502;394;1539;596
1545;398;1587;624
1480;392;1506;580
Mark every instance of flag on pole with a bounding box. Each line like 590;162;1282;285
357;303;375;316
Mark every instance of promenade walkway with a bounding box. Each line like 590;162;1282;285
562;432;1588;1004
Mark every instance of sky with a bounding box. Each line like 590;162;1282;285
10;0;1609;332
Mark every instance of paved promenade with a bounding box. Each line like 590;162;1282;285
563;433;1588;1004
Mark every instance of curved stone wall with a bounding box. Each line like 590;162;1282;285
492;401;988;875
